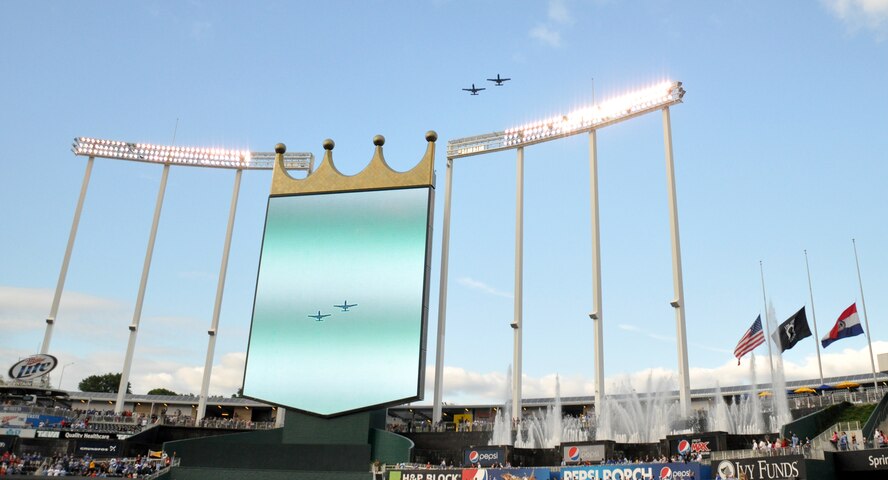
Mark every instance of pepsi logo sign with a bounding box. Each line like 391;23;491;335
568;446;581;462
464;448;502;467
659;466;673;480
8;355;57;380
677;439;711;454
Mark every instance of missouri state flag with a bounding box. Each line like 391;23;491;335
821;303;865;348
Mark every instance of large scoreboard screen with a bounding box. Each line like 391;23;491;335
243;186;432;416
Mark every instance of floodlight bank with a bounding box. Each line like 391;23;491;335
72;137;313;170
447;81;685;158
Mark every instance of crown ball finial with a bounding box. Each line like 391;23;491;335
373;135;385;146
425;130;438;142
275;143;286;154
322;139;335;150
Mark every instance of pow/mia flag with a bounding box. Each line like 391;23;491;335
771;307;812;353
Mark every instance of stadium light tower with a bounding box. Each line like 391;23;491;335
63;138;313;415
433;81;690;423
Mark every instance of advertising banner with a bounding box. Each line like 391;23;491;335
713;455;805;480
387;468;554;480
463;447;507;467
667;433;724;459
563;444;606;464
461;468;554;479
562;463;705;480
2;413;67;428
7;354;58;380
74;439;122;458
36;430;127;440
831;449;888;472
0;414;27;427
0;427;36;438
387;471;462;480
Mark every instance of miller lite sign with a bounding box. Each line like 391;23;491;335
8;355;57;380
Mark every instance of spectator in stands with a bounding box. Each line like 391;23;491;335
839;431;849;451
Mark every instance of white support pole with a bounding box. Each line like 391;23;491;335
275;407;286;427
588;131;605;412
42;156;94;355
662;107;691;418
852;239;880;395
116;164;170;414
512;147;524;420
759;261;777;383
197;169;242;423
432;158;454;425
804;250;825;385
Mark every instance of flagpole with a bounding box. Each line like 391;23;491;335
759;261;776;384
852;239;880;395
804;250;824;385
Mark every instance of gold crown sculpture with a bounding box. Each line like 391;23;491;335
271;131;437;196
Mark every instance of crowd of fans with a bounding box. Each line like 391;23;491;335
0;451;168;477
873;428;888;448
751;432;810;455
1;400;273;434
600;453;702;464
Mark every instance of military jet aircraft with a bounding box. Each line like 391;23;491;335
463;84;485;95
334;301;357;312
308;311;331;321
486;74;511;86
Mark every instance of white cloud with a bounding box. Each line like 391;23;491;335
422;366;595;404
0;285;244;396
119;352;246;395
530;0;574;47
457;277;513;298
549;0;574;25
0;286;123;330
823;0;888;38
419;342;888;405
530;24;562;47
47;351;247;396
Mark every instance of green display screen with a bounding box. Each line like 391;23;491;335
243;186;432;416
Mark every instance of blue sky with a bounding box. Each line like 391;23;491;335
2;1;888;405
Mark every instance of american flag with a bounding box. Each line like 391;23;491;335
734;315;765;365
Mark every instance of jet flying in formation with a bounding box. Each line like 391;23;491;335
462;84;486;96
463;74;511;95
308;311;331;322
487;74;511;86
334;301;357;312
